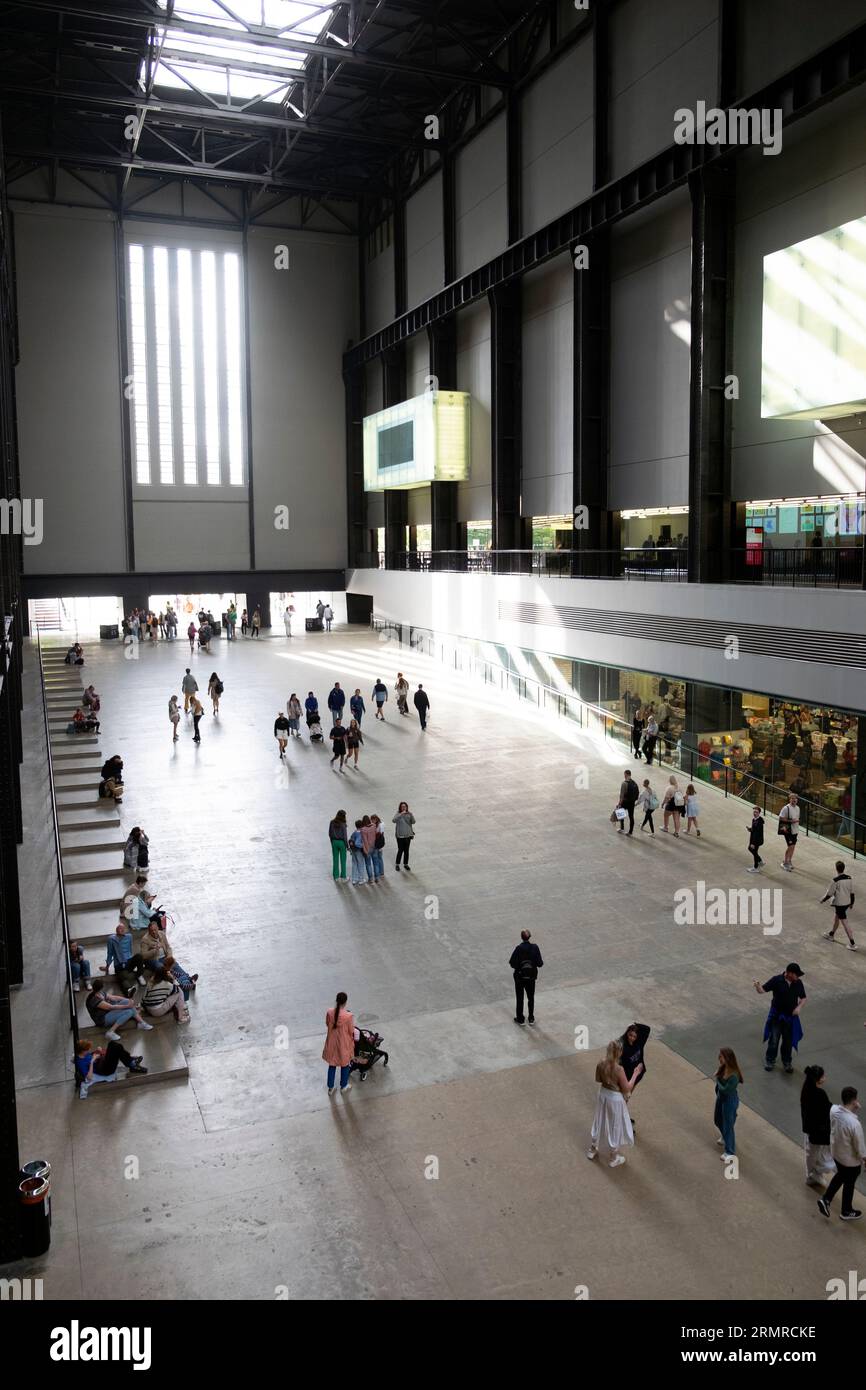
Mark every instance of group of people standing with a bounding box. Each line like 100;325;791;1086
328;802;416;882
123;607;177;641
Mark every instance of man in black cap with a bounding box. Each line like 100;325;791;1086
509;930;543;1027
753;963;806;1073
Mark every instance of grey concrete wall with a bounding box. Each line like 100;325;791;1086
365;240;395;335
406;171;444;308
456;301;492;523
456;114;508;278
521;39;594;237
522;256;573;517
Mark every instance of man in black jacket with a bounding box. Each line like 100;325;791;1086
509;929;544;1026
618;769;640;835
413;684;430;731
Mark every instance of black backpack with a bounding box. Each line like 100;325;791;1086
516;949;537;982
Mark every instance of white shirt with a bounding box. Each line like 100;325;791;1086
780;803;801;827
830;1105;866;1167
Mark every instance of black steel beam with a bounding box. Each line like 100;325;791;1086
14;1;512;87
488;280;525;552
345;17;866;369
393;191;406;317
718;0;739;106
687;163;735;584
384;487;408;568
21;569;347;598
343;364;366;569
505;87;521;245
573;228;611;562
593;0;609;190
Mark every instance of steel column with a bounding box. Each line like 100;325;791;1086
488;281;526;553
573;229;611;565
344;365;366;569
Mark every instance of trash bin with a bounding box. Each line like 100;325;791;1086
19;1160;51;1256
210;620;221;636
100;624;119;640
306;618;324;632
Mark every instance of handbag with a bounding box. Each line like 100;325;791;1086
648;793;660;811
613;807;627;821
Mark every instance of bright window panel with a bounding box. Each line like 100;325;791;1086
199;251;221;484
223;254;244;485
128;245;150;483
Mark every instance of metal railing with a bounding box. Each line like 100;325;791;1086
730;547;865;588
36;632;79;1048
372;619;864;857
361;547;689;580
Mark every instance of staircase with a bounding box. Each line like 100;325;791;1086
32;598;63;631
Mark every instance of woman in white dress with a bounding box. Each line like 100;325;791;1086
587;1040;643;1168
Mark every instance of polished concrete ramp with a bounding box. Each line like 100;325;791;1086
8;627;866;1300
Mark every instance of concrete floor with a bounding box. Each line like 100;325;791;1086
7;624;866;1299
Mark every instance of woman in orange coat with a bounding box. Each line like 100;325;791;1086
322;991;355;1095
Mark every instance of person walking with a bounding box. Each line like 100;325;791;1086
168;694;180;743
747;806;765;871
683;784;701;836
509;929;543;1026
393;801;415;871
817;1087;866;1221
370;815;386;881
226;603;237;640
316;599;325;625
208;671;223;716
821;860;856;949
322;991;354;1094
251;606;261;638
329;715;347;772
350;689;365;726
586;1040;643;1169
240;607;249;637
619;1023;651;1126
778;792;801;872
754;963;806;1073
661;776;682;835
617;769;639;835
372;678;388;719
413;684;430;731
346;718;363;769
287;694;303;739
274;711;290;759
713;1047;743;1160
323;603;334;632
190;693;204;743
642;712;659;766
801;1065;835;1189
304;691;320;728
187;621;196;654
181;668;198;713
329;810;348;881
637;778;657;834
631;706;645;760
395;672;410;715
283;605;294;638
327;682;346;721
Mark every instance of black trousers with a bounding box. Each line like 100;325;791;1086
644;738;656;766
622;803;635;832
750;842;763;867
641;810;654;832
514;977;536;1022
93;1039;136;1076
825;1161;860;1215
396;836;411;866
193;715;202;741
417;707;428;729
114;953;145;996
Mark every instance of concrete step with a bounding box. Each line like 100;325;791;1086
52;745;101;761
61;830;125;854
56;788;108;806
65;873;128;909
51;734;97;748
52;771;100;790
66;909;121;943
76;1025;189;1093
62;851;124;881
58;807;121;829
54;758;103;775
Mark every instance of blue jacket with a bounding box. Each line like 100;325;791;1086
350;695;365;719
305;695;318;714
328;687;345;712
105;933;134;970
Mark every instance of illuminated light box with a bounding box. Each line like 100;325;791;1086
762;217;866;420
363;391;471;491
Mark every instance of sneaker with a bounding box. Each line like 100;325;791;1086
784;1065;794;1073
340;1084;352;1093
609;1155;626;1168
527;1017;536;1026
73;980;81;991
817;1197;830;1218
328;1087;336;1095
822;931;836;940
128;1061;148;1074
586;1148;597;1160
720;1153;735;1160
764;1064;774;1071
840;1210;863;1221
404;866;411;872
105;1029;121;1042
137;1020;154;1031
514;1017;525;1025
847;942;858;951
746;867;758;873
395;864;401;872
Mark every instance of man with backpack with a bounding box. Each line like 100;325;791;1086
509;929;544;1026
821;861;856;950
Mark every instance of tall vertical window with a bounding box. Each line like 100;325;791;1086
127;243;246;487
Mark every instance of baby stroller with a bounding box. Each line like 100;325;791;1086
349;1027;389;1081
309;719;324;743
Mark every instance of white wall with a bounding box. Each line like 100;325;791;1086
456;301;492;523
521;40;594;237
522;257;573;516
609;196;692;508
249;224;357;569
456;114;508;278
731;91;866;502
609;0;718;178
347;567;866;713
15;205;127;574
406;172;445;306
